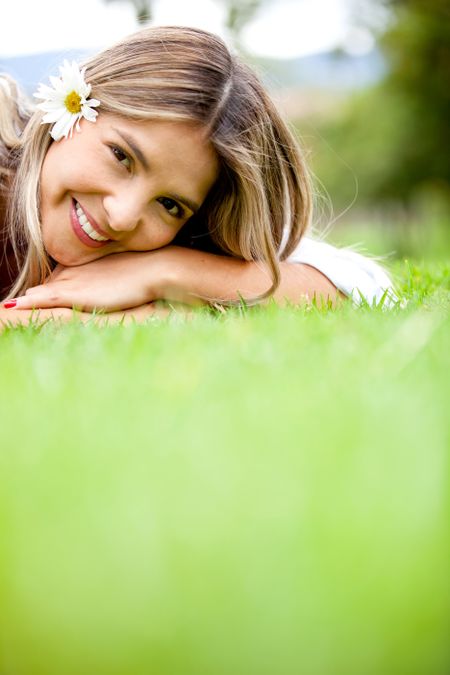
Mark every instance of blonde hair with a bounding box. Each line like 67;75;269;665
3;26;312;301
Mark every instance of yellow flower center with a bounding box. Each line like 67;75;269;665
64;91;82;113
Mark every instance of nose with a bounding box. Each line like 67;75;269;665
103;188;148;233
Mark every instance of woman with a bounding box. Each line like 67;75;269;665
0;26;394;326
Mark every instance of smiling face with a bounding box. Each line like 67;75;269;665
39;114;219;266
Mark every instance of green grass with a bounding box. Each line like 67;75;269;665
0;259;448;675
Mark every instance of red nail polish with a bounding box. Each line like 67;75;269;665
4;300;17;308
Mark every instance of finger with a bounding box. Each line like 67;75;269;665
8;290;73;310
24;283;69;296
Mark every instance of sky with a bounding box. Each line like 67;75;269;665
0;0;375;60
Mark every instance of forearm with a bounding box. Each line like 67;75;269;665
158;246;343;306
0;306;74;328
8;247;342;314
0;303;173;329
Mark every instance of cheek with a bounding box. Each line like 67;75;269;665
40;139;93;205
128;218;183;252
39;155;74;258
40;152;68;216
142;206;185;248
146;227;179;250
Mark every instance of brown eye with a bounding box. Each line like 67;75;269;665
111;146;131;170
157;197;185;219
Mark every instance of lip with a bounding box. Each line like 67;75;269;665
70;199;112;249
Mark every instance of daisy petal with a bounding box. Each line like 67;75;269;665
51;110;75;141
37;100;66;112
81;105;98;122
49;75;63;90
33;60;101;141
41;109;67;123
33;84;55;100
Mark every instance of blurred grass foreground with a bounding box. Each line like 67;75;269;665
0;261;449;675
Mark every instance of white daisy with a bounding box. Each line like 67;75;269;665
33;60;100;141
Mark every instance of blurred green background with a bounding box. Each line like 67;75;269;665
291;0;450;261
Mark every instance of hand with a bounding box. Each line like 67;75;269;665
10;251;166;312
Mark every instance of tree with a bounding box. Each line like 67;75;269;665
307;0;450;213
377;0;450;199
102;0;274;38
103;0;152;25
214;0;271;50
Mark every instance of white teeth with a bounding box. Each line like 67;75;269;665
75;202;109;242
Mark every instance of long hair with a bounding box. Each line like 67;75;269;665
3;26;312;301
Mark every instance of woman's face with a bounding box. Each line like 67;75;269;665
39;114;219;266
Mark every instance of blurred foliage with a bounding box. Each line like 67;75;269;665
215;0;271;49
102;0;270;39
379;0;450;200
103;0;152;24
299;0;450;230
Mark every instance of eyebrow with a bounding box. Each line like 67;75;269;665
113;128;149;170
113;127;201;214
165;192;200;215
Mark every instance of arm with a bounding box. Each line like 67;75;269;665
159;247;342;307
6;246;342;312
0;303;173;330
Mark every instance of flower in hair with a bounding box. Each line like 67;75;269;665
33;60;100;141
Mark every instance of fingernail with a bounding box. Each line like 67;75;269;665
4;299;17;308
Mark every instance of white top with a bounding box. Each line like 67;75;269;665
286;236;396;306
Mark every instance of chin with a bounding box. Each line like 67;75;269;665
46;244;93;267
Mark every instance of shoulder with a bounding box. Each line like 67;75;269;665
286;235;397;306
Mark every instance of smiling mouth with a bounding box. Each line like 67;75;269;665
70;199;112;248
75;201;109;241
